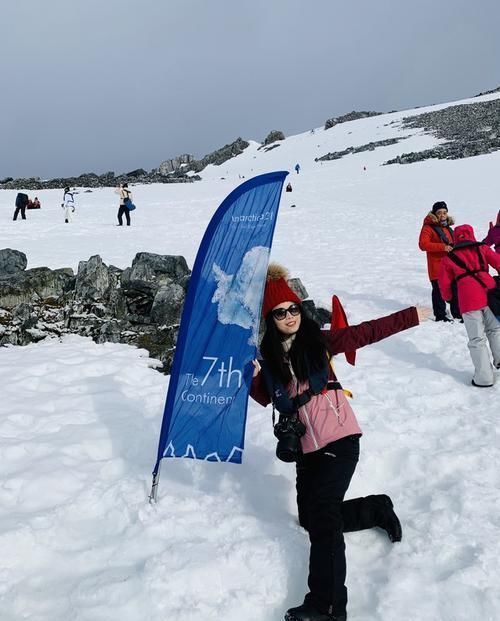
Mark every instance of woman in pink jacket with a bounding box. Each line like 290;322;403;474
250;264;426;621
439;224;500;387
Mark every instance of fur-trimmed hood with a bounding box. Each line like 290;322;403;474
423;212;455;226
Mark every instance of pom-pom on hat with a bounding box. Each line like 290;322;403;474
261;263;302;318
432;200;448;214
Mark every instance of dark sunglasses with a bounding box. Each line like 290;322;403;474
272;303;301;321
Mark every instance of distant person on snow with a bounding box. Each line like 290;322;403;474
62;187;75;223
33;197;41;209
295;163;300;174
250;263;430;621
419;201;461;322
439;224;500;387
13;192;29;221
115;183;132;226
482;209;500;254
286;182;293;192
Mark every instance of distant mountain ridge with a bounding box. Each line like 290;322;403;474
1;86;500;190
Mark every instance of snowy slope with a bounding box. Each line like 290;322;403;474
1;91;500;621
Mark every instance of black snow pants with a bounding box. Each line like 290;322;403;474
431;279;461;320
13;205;27;220
295;435;369;618
117;205;130;226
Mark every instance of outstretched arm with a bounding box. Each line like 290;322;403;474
324;307;419;355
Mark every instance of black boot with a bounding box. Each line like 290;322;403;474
285;603;346;621
370;494;402;542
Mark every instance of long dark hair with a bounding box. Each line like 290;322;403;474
260;305;329;385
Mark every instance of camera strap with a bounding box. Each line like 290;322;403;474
292;380;342;409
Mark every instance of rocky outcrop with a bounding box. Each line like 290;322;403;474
263;130;285;145
0;248;190;373
156;138;250;177
188;138;250;173
384;97;500;165
316;138;405;162
324;110;382;130
0;170;199;191
0;248;329;372
0;248;27;275
158;154;195;176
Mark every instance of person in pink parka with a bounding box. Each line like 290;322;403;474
439;224;500;387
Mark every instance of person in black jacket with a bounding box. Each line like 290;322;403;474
13;193;29;221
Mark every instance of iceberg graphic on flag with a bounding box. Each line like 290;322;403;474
211;245;269;344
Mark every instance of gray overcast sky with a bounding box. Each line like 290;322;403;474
1;0;499;179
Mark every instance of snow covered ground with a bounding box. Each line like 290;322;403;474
1;92;499;621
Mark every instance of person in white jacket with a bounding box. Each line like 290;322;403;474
62;187;75;223
114;183;132;226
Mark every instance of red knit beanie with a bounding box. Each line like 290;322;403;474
261;263;302;318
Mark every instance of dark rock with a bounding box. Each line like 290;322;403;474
75;255;110;301
0;249;27;277
302;300;330;327
150;282;185;325
126;168;148;178
288;278;308;300
324;110;382;130
263;130;285;145
261;143;281;153
158;155;194;176
190;138;250;173
0;267;74;309
316;138;405;162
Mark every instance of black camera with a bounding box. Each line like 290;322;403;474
273;413;306;462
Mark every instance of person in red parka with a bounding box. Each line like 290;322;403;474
419;201;461;321
439;224;500;387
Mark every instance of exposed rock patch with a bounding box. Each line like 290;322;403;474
316;138;406;162
384;97;500;165
263;130;285;145
324;110;382;130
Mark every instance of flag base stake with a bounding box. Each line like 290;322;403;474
149;464;161;504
